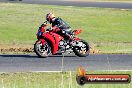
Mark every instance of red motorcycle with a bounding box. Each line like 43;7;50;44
34;21;90;58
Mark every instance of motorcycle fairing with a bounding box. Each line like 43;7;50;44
42;32;63;54
73;38;80;41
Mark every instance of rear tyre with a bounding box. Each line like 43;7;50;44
73;40;90;57
34;40;51;58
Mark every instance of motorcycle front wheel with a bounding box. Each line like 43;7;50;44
34;40;51;58
73;40;90;57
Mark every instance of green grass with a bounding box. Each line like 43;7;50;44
96;42;132;53
0;2;132;53
0;71;131;88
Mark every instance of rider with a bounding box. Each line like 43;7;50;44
46;13;73;40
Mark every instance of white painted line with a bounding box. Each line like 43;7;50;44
0;70;132;73
0;71;63;73
30;71;62;73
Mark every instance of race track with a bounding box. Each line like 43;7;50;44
0;54;131;72
0;1;131;72
17;0;132;9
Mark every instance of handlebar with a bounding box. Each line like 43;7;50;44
46;27;53;32
43;21;48;24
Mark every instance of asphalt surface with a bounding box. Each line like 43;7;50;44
3;0;132;9
0;54;132;72
0;1;132;72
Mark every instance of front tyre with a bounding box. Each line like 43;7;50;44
73;40;90;57
34;40;51;58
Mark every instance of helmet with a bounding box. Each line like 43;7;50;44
46;13;55;23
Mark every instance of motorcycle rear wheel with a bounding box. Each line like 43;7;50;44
73;40;90;57
34;40;51;58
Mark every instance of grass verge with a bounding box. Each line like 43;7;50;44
0;71;131;88
0;2;132;54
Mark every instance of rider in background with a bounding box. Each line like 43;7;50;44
46;13;73;40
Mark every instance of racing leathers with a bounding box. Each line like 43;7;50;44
51;17;73;40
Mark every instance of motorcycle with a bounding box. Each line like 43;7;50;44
34;21;90;58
